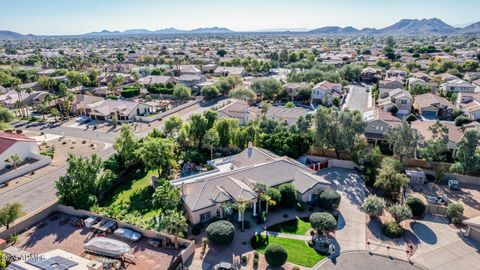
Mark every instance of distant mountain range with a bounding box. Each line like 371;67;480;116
2;18;480;39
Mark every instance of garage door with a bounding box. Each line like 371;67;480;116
469;227;480;243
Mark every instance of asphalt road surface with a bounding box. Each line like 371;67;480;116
0;98;229;215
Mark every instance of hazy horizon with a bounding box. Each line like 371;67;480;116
1;0;479;35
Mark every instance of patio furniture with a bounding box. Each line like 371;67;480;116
85;216;99;229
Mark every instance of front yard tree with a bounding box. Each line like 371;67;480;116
265;244;288;267
113;124;138;170
206;220;235;245
189;113;209;148
362;195;386;217
137;137;178;178
328;109;366;159
318;189;341;210
251;78;282;101
201;85;220;101
357;146;383;186
173;85;192;99
405;196;426;219
420;121;449;167
203;129;219;160
387;204;412;224
309;212;337;234
152;180;181;212
314;106;331;155
56;154;111;210
215;118;240;147
159;210;188;249
278;183;297;208
385;121;423;163
0;203;24;229
163;116;183;137
253;183;267;214
374;158;408;200
235;196;251;231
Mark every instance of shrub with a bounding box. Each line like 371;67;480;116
264;244;288;267
455;116;472;127
121;87;140;98
405;196;426;218
387;204;412;224
297;201;306;212
173;85;192;99
206;220;235;245
267;188;281;207
382;221;404;238
362;195;386;217
254;251;259;259
318;189;341;210
278;183;297;208
201;85;220;100
192;223;203;235
447;203;464;224
309;212;337;234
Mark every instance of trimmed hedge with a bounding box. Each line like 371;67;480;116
406;196;426;218
279;184;297;208
318;189;341;210
206;220;235;245
121;87;140;98
309;212;337;234
382;221;404;238
265;244;288;267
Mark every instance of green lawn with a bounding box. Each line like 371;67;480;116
267;216;312;235
99;170;161;219
251;234;326;267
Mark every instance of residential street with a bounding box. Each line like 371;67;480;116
0;98;228;215
343;84;372;112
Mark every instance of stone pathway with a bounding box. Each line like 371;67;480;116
262;231;311;241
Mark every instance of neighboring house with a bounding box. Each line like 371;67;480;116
0;132;39;170
265;106;312;126
6;249;99;270
171;146;330;224
441;79;477;93
176;74;206;88
386;69;407;79
436;72;459;83
97;73;136;86
213;66;247;77
360;67;380;82
311;81;343;105
377;89;413;114
71;94;105;115
457;92;480;120
172;65;201;76
85;100;150;121
473;79;480;91
411;120;463;153
0;90;49;109
414;93;454;118
411;71;432;82
137;75;177;86
363;106;401;144
217;100;260;125
407;78;437;92
378;78;403;90
464;215;480;244
283;82;311;101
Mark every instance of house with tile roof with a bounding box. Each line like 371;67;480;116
363;106;401;145
378;89;413;115
414;93;454;118
0;132;38;170
457;92;480;120
411;120;463;154
171;145;330;224
311;81;343;105
217;100;260;125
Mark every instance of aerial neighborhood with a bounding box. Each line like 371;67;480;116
0;4;480;270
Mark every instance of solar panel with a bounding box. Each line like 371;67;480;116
25;256;79;270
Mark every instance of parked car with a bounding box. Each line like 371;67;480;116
448;179;460;190
76;116;90;124
213;262;238;270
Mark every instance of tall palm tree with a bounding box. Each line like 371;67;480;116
235;196;251;231
253;183;267;214
221;201;234;219
261;194;276;218
14;87;25;118
24;87;33;116
7;154;22;170
158;210;188;249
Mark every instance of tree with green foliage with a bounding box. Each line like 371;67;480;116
309;212;337;234
278;183;297;208
0;202;23;229
173;85;191;99
229;88;256;102
451;130;480;174
356;146;383;186
215;118;239;147
374;158;408;200
203;129;219;160
235;196;251;231
446;203;464;224
387;204;412;224
189;114;209;148
251;78;282;101
152;179;181;211
267;187;281;210
6;154;22;170
420;121;449;168
137;137;178;178
163;116;183;137
56;154;112;210
326;109;366;158
158;210;188;249
386;121;423;163
0;250;6;270
405;196;426;219
203;110;217;130
265;244;288;267
0;107;14;123
206;220;235;245
113;124;139;170
362;195;386;217
318;190;341;210
201;84;220;100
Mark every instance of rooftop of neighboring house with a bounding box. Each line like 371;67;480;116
137;75;176;85
0;132;37;155
87;99;139;116
265;105;312;126
313;80;342;91
411;120;463;144
442;79;475;87
217;100;261;120
174;146;329;212
414;93;454;109
378;89;412;105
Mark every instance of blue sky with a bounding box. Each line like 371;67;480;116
1;0;479;35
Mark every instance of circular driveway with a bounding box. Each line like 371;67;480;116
316;252;423;270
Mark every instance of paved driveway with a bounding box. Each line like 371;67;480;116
343;84;371;112
410;215;480;270
318;168;367;253
316;251;422;270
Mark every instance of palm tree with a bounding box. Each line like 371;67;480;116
158;210;188;249
235;196;251;231
262;194;276;218
24;87;33;116
253;183;267;214
14;87;25;118
7;154;22;170
221;201;234;219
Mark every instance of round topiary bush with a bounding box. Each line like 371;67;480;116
264;244;288;267
309;212;337;234
406;196;426;218
279;184;297;208
318;190;341;210
382;221;404;238
206;220;235;245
